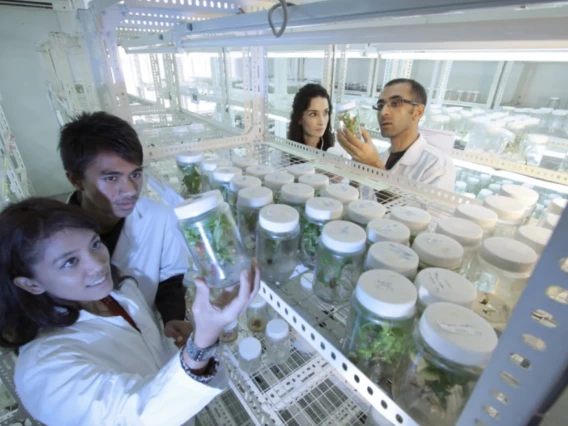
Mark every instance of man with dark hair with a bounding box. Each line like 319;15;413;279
337;78;455;191
59;111;191;346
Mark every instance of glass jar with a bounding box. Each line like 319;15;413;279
514;226;552;256
522;133;549;167
549;109;568;135
313;220;367;304
176;151;203;196
454;204;498;238
342;269;417;385
228;175;262;218
547;97;561;109
232;155;258;171
488;183;501;194
279;183;315;216
485;125;509;155
321;183;360;207
505;122;527;154
238;337;262;375
448;113;461;132
346;200;386;227
220;320;239;344
455;90;464;102
454;181;466;195
463;117;488;152
541;213;560;231
476;189;493;202
298;173;330;197
366;218;411;246
389;206;432;245
435;217;483;275
237;186;274;256
175;190;250;289
201;158;230;192
365;242;419;280
301;197;344;269
479;173;492;189
393;303;498;426
466;177;480;195
287;163;315;181
263;171;294;202
256;204;301;285
336;101;362;140
412;233;464;272
265;319;291;364
414;269;477;315
245;164;276;181
211;166;243;202
429;115;450;131
483;195;525;237
499;184;539;223
457;111;474;137
546;198;567;216
247;294;269;332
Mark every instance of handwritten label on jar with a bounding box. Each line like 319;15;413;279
427;270;454;294
374;279;394;292
377;224;398;234
387;243;414;261
437;321;482;336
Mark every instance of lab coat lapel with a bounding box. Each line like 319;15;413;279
387;136;426;174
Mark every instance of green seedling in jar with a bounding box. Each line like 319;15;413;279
178;164;202;195
301;221;321;266
338;111;362;139
315;249;353;292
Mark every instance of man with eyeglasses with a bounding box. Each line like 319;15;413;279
337;78;455;191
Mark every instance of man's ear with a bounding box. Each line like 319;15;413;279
414;104;425;121
13;277;46;296
66;172;83;191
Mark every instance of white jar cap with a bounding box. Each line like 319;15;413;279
464;193;476;199
420;303;498;367
299;173;330;191
287;163;316;178
239;337;262;361
483;195;525;221
367;219;411;245
280;183;315;204
213;166;242;183
201;158;230;172
499;185;539;207
552;109;568;116
246;165;276;178
477;189;493;201
237;186;273;208
390;206;431;233
455;181;467;191
322;184;360;204
412;233;464;270
232;155;258;169
526;134;549;144
514;226;552;255
539;107;553;113
305;197;343;221
249;294;267;309
335;101;357;112
263;172;294;191
230;175;262;193
435;217;483;248
501;179;514;185
177;151;203;164
467;177;480;184
454;204;498;233
174;190;224;220
321;220;367;253
259;204;299;233
415;268;477;309
355;270;417;320
347;200;386;226
506;122;526;131
266;319;289;339
480;237;537;273
365;242;419;278
430;115;450;123
480;173;491;181
548;198;567;216
543;213;560;231
488;183;501;193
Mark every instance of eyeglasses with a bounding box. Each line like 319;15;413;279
373;97;422;112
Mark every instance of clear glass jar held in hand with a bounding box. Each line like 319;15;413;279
414;268;477;315
313;220;367;304
390;206;431;245
346;200;386;227
176;151;203;196
412;233;464;272
393;303;498;426
265;319;291;364
365;242;419;280
336;101;363;140
237;187;273;256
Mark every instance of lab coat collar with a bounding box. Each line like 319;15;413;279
395;135;428;167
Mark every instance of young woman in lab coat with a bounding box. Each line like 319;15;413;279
0;198;260;426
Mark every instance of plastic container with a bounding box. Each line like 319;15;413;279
366;218;411;246
201;158;231;192
412;233;464;272
176;151;203;196
321;183;360;206
549;109;568;135
429;115;450;131
280;183;315;216
466;177;480;195
342;269;417;384
298;173;330;196
547;97;561;109
300;197;344;268
212;166;243;202
263;171;294;202
488;183;501;194
232;155;258;171
246;164;276;180
365;242;419;280
237;186;274;256
287;163;315;181
479;173;492;189
220;320;239;344
454;181;467;195
390;206;432;245
175;190;249;289
505;122;527;154
228;175;262;217
256;204;301;284
265;319;291;364
346;200;386;227
336;101;362;140
499;184;539;223
313;221;367;304
483;195;525;237
547;198;567;216
435;217;483;275
514;226;552;256
454;204;498;237
476;189;493;201
238;337;262;375
414;269;477;314
541;213;560;231
393;303;498;426
523;134;549;166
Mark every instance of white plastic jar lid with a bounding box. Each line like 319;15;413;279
232;155;259;169
249;294;267;309
526;133;549;144
230;175;262;193
483;195;525;221
477;189;493;201
280;183;315;204
455;181;467;191
355;270;417;320
335;101;357;112
514;226;552;255
552;109;568;116
174;190;224;220
305;197;343;221
365;242;419;278
259;204;299;233
543;213;560;231
239;337;262;361
263;172;294;191
548;198;567;216
467;177;480;184
266;319;289;339
412;233;464;270
480;237;537;273
237;186;273;209
435;217;483;248
213;166;242;183
322;184;360;204
420;302;498;367
177;151;203;164
246;165;276;178
415;268;477;310
367;218;411;245
287;163;316;178
454;204;498;232
499;185;539;207
201;158;230;172
488;183;501;192
347;200;386;225
298;173;330;191
390;206;431;233
321;220;367;253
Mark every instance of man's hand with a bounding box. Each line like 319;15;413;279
337;128;385;170
164;319;194;348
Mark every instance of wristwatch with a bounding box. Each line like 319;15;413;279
184;332;220;362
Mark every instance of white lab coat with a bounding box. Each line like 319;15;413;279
381;135;456;192
15;279;226;426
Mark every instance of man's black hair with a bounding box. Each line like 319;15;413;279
384;78;428;106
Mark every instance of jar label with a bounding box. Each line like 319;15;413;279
374;279;394;292
387;243;414;261
377;224;398;234
437;321;482;336
426;270;453;294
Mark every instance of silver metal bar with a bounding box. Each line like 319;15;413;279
493;61;514;108
485;60;505;109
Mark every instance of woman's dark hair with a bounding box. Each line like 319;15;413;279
288;84;334;151
0;198;122;349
